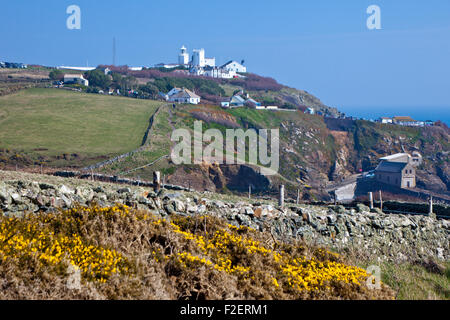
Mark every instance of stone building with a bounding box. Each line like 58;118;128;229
375;153;416;188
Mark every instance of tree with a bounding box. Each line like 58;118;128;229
49;69;64;81
139;83;159;97
84;69;111;89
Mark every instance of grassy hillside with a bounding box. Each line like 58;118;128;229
0;88;163;166
0;87;448;199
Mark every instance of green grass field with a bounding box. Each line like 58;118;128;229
0;88;163;165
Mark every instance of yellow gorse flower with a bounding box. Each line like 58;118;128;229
163;218;369;292
0;205;131;283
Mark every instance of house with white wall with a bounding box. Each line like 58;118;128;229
203;66;236;79
168;88;201;104
63;74;89;86
221;60;247;73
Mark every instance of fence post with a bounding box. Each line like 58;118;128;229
369;192;374;210
429;196;434;218
296;189;300;205
153;171;161;193
379;190;383;211
279;185;285;208
248;185;251;199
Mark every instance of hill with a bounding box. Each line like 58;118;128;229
0;88;164;167
99;65;342;117
93;103;450;201
0;79;448;202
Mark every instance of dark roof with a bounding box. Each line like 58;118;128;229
220;60;242;68
375;161;408;173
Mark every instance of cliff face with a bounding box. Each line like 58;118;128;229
150;110;450;201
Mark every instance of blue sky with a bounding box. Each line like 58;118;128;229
1;0;449;122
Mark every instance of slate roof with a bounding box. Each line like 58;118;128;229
375;161;408;173
171;88;200;100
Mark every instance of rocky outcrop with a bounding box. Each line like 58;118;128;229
0;176;448;263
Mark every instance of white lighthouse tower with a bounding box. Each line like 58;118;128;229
192;48;206;67
178;45;189;65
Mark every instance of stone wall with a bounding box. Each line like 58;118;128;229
0;178;448;262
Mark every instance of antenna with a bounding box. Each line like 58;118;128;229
113;37;116;66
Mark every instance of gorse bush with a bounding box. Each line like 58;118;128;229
153;77;226;97
0;204;394;300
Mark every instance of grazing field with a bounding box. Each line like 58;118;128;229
0;88;163;166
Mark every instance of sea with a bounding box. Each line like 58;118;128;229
338;106;450;126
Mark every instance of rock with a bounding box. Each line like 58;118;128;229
163;192;183;201
302;211;311;223
371;219;384;229
117;187;131;194
58;184;75;195
254;207;263;218
327;214;337;225
39;183;55;190
76;186;94;202
356;203;370;213
50;197;66;208
60;194;72;207
212;200;226;208
236;214;252;226
436;248;445;260
186;204;198;214
10;192;23;204
197;204;207;214
400;218;412;228
0;185;12;205
146;191;158;198
371;208;383;214
332;205;346;214
137;196;151;205
240;207;254;216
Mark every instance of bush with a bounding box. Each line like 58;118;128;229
84;69;112;90
229;73;283;92
49;69;64;81
153;77;225;97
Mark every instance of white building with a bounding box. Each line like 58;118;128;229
63;74;89;86
192;48;215;67
168;88;201;104
154;63;181;69
58;66;96;72
379;117;393;124
221;60;246;73
305;107;315;115
203;66;236;79
178;45;189;65
167;87;183;96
